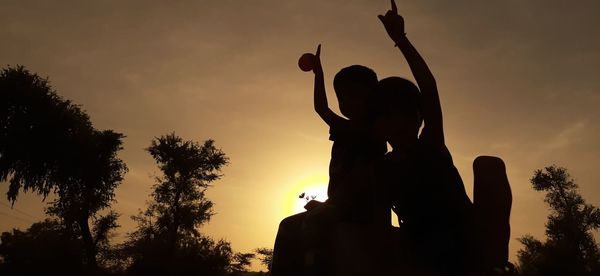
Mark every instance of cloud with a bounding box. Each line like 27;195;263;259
544;120;587;150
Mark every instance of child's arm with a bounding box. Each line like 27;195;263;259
378;0;444;145
313;45;347;127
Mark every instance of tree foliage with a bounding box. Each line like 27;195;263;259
255;247;274;272
0;65;92;200
0;65;127;268
144;133;228;247
230;252;256;274
124;233;237;275
0;219;85;275
1;66;261;274
518;166;600;275
124;133;249;275
0;218;123;275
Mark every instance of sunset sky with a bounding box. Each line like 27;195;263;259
1;0;599;271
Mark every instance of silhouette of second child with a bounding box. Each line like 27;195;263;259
374;0;474;273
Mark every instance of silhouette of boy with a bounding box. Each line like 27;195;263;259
296;45;387;275
272;46;386;276
310;45;386;218
375;0;474;273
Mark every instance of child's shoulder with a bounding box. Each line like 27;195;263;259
328;119;366;140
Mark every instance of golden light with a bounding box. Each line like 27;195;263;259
284;174;329;215
281;174;400;227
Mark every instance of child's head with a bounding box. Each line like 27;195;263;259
333;65;378;120
373;77;423;148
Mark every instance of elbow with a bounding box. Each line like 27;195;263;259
314;104;327;115
315;108;327;118
314;105;321;114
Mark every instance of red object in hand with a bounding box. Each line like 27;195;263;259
298;53;315;72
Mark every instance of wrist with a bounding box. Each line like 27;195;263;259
393;34;408;47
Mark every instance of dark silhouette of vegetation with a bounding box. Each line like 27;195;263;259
0;65;127;270
0;219;85;275
144;133;227;251
0;66;268;274
123;133;254;275
255;247;273;272
231;252;256;274
518;166;600;275
0;218;121;275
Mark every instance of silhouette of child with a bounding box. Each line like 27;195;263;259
309;44;387;219
375;0;474;273
300;45;387;275
272;46;387;276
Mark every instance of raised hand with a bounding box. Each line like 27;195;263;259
313;44;323;75
377;0;405;43
379;0;444;144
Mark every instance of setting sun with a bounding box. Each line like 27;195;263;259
284;175;329;215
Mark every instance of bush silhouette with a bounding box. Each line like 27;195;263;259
518;166;600;275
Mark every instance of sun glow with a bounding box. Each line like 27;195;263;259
284;175;329;215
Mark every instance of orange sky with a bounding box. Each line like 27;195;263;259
1;0;599;271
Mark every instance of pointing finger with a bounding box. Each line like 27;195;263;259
316;44;321;57
391;0;397;13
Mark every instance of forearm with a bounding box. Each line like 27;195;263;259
378;0;444;141
394;36;436;91
313;72;329;117
395;35;443;139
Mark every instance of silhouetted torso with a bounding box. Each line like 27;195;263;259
327;121;386;218
382;138;474;271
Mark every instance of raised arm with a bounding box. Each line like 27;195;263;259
312;44;347;126
378;0;444;144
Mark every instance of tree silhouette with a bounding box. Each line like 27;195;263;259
0;219;84;275
254;247;273;272
518;165;600;275
0;65;127;269
125;133;241;275
230;252;256;274
144;133;227;251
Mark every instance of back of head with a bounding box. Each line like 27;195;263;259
371;77;423;148
333;65;378;119
374;77;423;129
333;65;378;93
